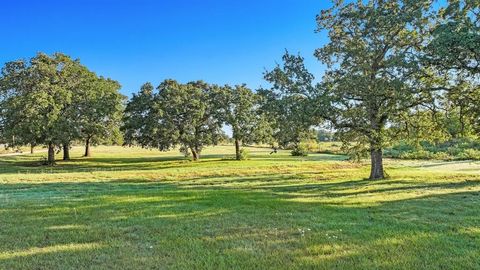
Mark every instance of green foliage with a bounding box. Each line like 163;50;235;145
291;143;310;157
78;77;124;148
215;84;273;160
315;142;344;155
426;0;479;75
0;53;72;148
315;0;436;179
238;148;249;160
458;149;480;160
317;129;335;142
385;138;480;160
122;80;223;160
0;53;123;162
122;82;156;147
425;0;480;136
290;136;319;157
261;52;319;149
258;0;477;179
217;84;257;143
389;109;452;149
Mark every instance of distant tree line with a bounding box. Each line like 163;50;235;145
122;81;272;161
0;0;478;180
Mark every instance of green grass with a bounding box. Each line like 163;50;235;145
1;145;479;269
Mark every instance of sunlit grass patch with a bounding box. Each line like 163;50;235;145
0;243;103;260
0;145;479;269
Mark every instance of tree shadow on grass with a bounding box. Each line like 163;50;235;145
0;152;349;175
266;179;480;198
1;175;479;269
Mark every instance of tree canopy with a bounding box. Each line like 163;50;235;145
123;80;224;161
0;53;123;164
314;0;438;179
217;84;272;160
261;52;320;154
426;0;480;136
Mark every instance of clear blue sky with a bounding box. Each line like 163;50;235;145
1;0;330;97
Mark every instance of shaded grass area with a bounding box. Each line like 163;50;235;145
0;146;479;269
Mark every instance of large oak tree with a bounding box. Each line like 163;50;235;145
0;53;73;164
316;0;435;179
123;80;223;161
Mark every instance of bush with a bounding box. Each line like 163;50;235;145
398;149;432;160
238;149;249;160
316;142;344;155
458;149;480;160
291;143;309;156
391;141;418;152
385;138;480;161
431;152;453;161
445;146;459;156
304;140;320;152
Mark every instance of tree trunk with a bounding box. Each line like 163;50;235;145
30;144;35;154
190;147;199;161
84;137;91;157
460;105;465;138
47;142;55;165
369;147;385;180
63;143;70;161
368;105;385;180
235;139;241;160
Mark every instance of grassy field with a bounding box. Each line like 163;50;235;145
0;145;479;269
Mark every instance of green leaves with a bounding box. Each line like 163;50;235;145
425;0;480;136
122;80;224;160
313;0;438;179
220;85;266;142
216;84;273;159
262;52;319;149
123;81;273;160
0;53;123;160
122;82;156;148
77;77;124;146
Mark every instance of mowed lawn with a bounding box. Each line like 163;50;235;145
0;146;479;269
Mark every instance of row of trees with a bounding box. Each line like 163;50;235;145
123;0;478;179
0;53;124;164
122;81;271;160
0;0;477;180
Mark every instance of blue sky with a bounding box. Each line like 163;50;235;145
1;0;330;97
